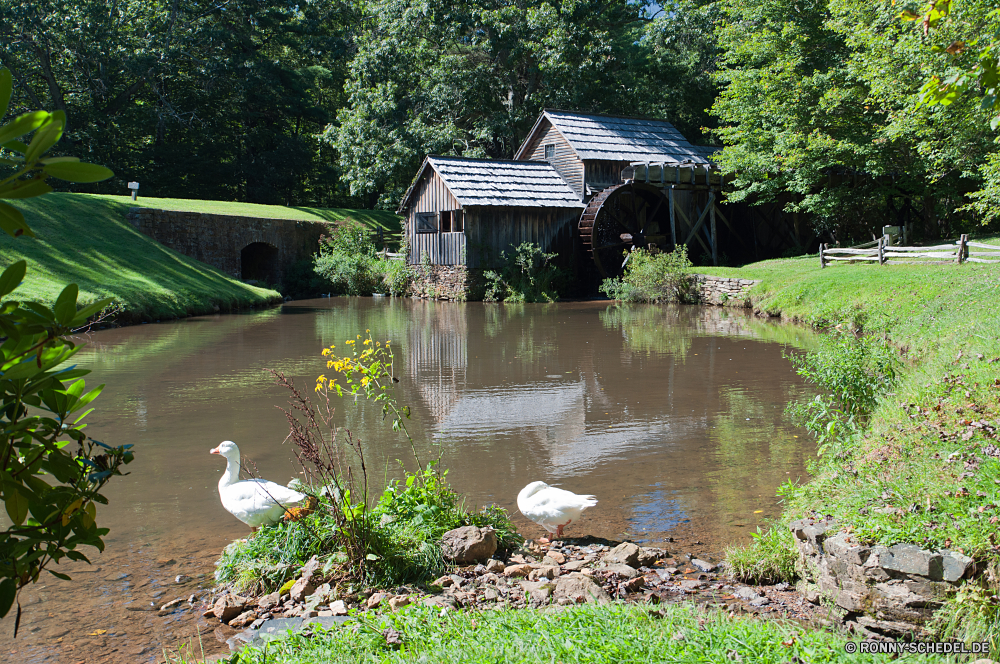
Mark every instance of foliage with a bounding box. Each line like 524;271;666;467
786;330;901;457
928;573;1000;656
208;603;935;664
314;219;412;296
0;67;134;621
724;524;799;585
483;243;560;303
599;245;693;303
217;335;521;593
712;0;999;241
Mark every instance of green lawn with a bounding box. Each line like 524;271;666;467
209;604;937;664
0;193;399;323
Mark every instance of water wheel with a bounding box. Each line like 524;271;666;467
578;182;671;278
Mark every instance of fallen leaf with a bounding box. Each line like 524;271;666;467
88;629;107;636
754;510;763;514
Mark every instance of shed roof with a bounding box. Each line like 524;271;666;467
398;156;584;213
515;109;713;165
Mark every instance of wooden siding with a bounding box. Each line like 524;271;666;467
411;231;466;266
520;120;584;199
584;160;632;194
405;168;460;263
464;206;581;268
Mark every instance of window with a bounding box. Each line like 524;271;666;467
440;210;464;233
544;144;556;160
416;212;437;233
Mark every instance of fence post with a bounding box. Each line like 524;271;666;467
958;234;968;264
877;236;883;265
820;243;826;269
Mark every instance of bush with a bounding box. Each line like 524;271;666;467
724;524;799;585
312;219;411;296
599;245;693;303
483;242;560;303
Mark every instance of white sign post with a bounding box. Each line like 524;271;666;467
128;181;140;201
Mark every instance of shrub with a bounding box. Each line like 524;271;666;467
483;242;560;303
312;219;412;296
599;245;693;303
724;524;799;585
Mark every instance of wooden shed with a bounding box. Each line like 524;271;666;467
397;156;584;267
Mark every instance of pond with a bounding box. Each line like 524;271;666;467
1;298;817;663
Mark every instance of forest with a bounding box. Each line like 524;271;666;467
1;0;997;240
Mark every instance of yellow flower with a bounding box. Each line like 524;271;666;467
322;348;331;357
317;374;326;383
363;339;371;345
361;377;370;387
345;339;355;345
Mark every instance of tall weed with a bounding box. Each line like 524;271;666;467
483;242;560;302
599;245;693;303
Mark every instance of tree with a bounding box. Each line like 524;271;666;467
331;0;656;209
711;0;997;241
0;67;134;627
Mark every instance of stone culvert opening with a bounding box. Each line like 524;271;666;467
240;242;279;285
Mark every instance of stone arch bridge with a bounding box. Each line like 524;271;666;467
127;208;332;287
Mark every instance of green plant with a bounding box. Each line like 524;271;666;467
599;245;693;303
380;258;413;296
724;524;799;585
928;576;1000;658
0;67;134;622
483;242;559;303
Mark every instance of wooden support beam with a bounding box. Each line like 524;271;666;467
710;193;718;266
683;195;713;246
669;187;677;247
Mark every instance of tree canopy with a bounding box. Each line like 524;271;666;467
1;0;997;239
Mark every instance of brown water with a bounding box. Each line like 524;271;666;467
1;299;817;663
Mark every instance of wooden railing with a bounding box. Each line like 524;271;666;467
820;234;1000;268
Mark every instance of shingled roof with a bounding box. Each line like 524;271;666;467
515;109;713;165
398;156;584;213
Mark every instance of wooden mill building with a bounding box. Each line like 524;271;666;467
399;109;804;283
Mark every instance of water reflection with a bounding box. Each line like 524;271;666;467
2;298;817;663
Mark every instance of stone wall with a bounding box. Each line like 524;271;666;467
410;265;483;301
127;208;331;285
690;274;759;307
790;518;974;639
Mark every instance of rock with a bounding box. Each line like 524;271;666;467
939;550;973;582
602;542;640;567
749;596;770;607
485;559;505;574
432;575;454;588
213;595;250;624
637;548;662;567
307;583;333;605
289;556;321;603
623;577;646;592
553;573;611;605
519;579;555;604
441;526;498;564
367;592;387;609
422;595;457;609
257;592;281;611
690;559;715;573
545;551;566;565
230;610;257;628
159;598;185;612
733;587;760;601
562;560;589;572
503;564;533;578
329;600;348;616
600;563;639;580
879;544;939;577
678;579;704;591
483;587;499;601
528;566;559;581
387;596;410;611
175;574;192;584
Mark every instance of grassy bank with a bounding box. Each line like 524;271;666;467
0;194;399;322
698;246;1000;645
203;603;934;664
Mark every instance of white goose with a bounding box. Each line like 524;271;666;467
517;481;597;538
210;441;307;528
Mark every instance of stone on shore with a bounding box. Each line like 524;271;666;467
441;526;498;564
603;542;640;567
553;573;611;605
600;563;639;579
289;556;321;603
212;594;251;624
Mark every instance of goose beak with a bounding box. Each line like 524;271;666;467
209;447;220;455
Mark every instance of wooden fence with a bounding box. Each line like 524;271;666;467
820;234;1000;268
